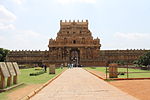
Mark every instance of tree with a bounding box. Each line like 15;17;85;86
137;51;150;66
116;60;125;65
0;54;3;60
133;60;138;64
0;48;10;62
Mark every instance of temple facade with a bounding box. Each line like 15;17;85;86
6;20;150;66
47;20;101;66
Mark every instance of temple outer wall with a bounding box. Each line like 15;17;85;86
6;49;150;67
80;61;106;67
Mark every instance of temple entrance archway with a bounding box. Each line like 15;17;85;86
70;49;80;67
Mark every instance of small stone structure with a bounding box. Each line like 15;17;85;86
109;63;118;78
49;64;55;74
12;62;21;84
0;62;20;89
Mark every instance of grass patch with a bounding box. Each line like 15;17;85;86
0;92;8;100
0;67;66;100
118;68;150;78
19;67;66;84
85;67;106;73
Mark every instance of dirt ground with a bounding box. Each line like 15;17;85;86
109;80;150;100
8;84;42;100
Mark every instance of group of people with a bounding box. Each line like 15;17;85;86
68;63;74;68
60;63;75;69
38;63;79;71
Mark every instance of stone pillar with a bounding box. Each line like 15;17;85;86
7;77;12;86
109;63;118;78
13;76;17;84
0;75;5;89
49;64;55;74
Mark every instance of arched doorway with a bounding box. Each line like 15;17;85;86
70;49;80;67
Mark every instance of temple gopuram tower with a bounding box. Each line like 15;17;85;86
47;20;102;66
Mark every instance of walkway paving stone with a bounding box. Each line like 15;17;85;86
30;68;138;100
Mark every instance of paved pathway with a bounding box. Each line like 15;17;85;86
30;68;138;100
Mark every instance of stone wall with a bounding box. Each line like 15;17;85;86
6;49;150;66
100;49;150;64
6;50;49;65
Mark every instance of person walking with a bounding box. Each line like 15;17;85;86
44;64;47;72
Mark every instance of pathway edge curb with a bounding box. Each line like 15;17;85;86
84;68;105;80
21;68;67;100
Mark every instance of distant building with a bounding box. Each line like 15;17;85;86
6;20;150;66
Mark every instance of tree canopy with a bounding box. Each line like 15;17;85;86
0;48;10;62
137;51;150;66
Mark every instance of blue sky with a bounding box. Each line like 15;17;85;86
0;0;150;50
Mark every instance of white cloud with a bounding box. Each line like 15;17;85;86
9;30;49;50
114;32;150;40
0;29;49;50
0;23;15;30
12;0;25;5
56;0;96;4
110;32;150;49
0;5;16;30
0;5;16;23
16;30;43;39
0;36;4;41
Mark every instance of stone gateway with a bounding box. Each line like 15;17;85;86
46;20;101;66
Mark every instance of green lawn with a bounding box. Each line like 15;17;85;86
84;67;150;78
0;67;66;100
85;67;106;73
19;67;65;84
0;92;7;100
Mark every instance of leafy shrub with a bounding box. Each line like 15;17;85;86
29;70;45;76
118;72;125;75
